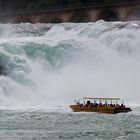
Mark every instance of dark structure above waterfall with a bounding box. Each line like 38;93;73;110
0;0;140;10
0;0;140;23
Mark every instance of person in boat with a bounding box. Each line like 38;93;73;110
87;100;90;105
84;100;90;107
121;103;125;108
99;102;102;107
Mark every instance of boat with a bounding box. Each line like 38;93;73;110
69;97;132;114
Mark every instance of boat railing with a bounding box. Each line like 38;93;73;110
74;97;126;108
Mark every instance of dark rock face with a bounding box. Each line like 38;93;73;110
0;65;6;76
0;65;3;75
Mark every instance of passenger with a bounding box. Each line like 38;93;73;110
99;102;102;107
95;103;98;107
87;100;90;105
77;102;80;105
121;104;125;107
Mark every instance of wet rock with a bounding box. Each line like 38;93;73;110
0;65;6;76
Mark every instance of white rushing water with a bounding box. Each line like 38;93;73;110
0;20;140;110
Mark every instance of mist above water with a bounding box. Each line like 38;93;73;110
0;20;140;109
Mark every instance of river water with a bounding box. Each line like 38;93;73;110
0;109;139;140
0;20;140;139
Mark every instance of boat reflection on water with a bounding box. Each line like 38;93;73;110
69;97;132;114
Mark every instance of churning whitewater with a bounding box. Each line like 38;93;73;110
0;21;140;109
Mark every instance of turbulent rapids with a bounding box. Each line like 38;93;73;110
0;20;140;109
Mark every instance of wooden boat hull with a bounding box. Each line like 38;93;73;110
69;105;132;114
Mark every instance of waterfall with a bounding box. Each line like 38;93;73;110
0;21;140;109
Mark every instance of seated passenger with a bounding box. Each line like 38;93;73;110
99;103;102;107
121;104;125;107
87;100;90;105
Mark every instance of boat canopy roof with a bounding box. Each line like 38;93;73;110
83;97;120;100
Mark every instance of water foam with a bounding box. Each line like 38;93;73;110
0;20;140;109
